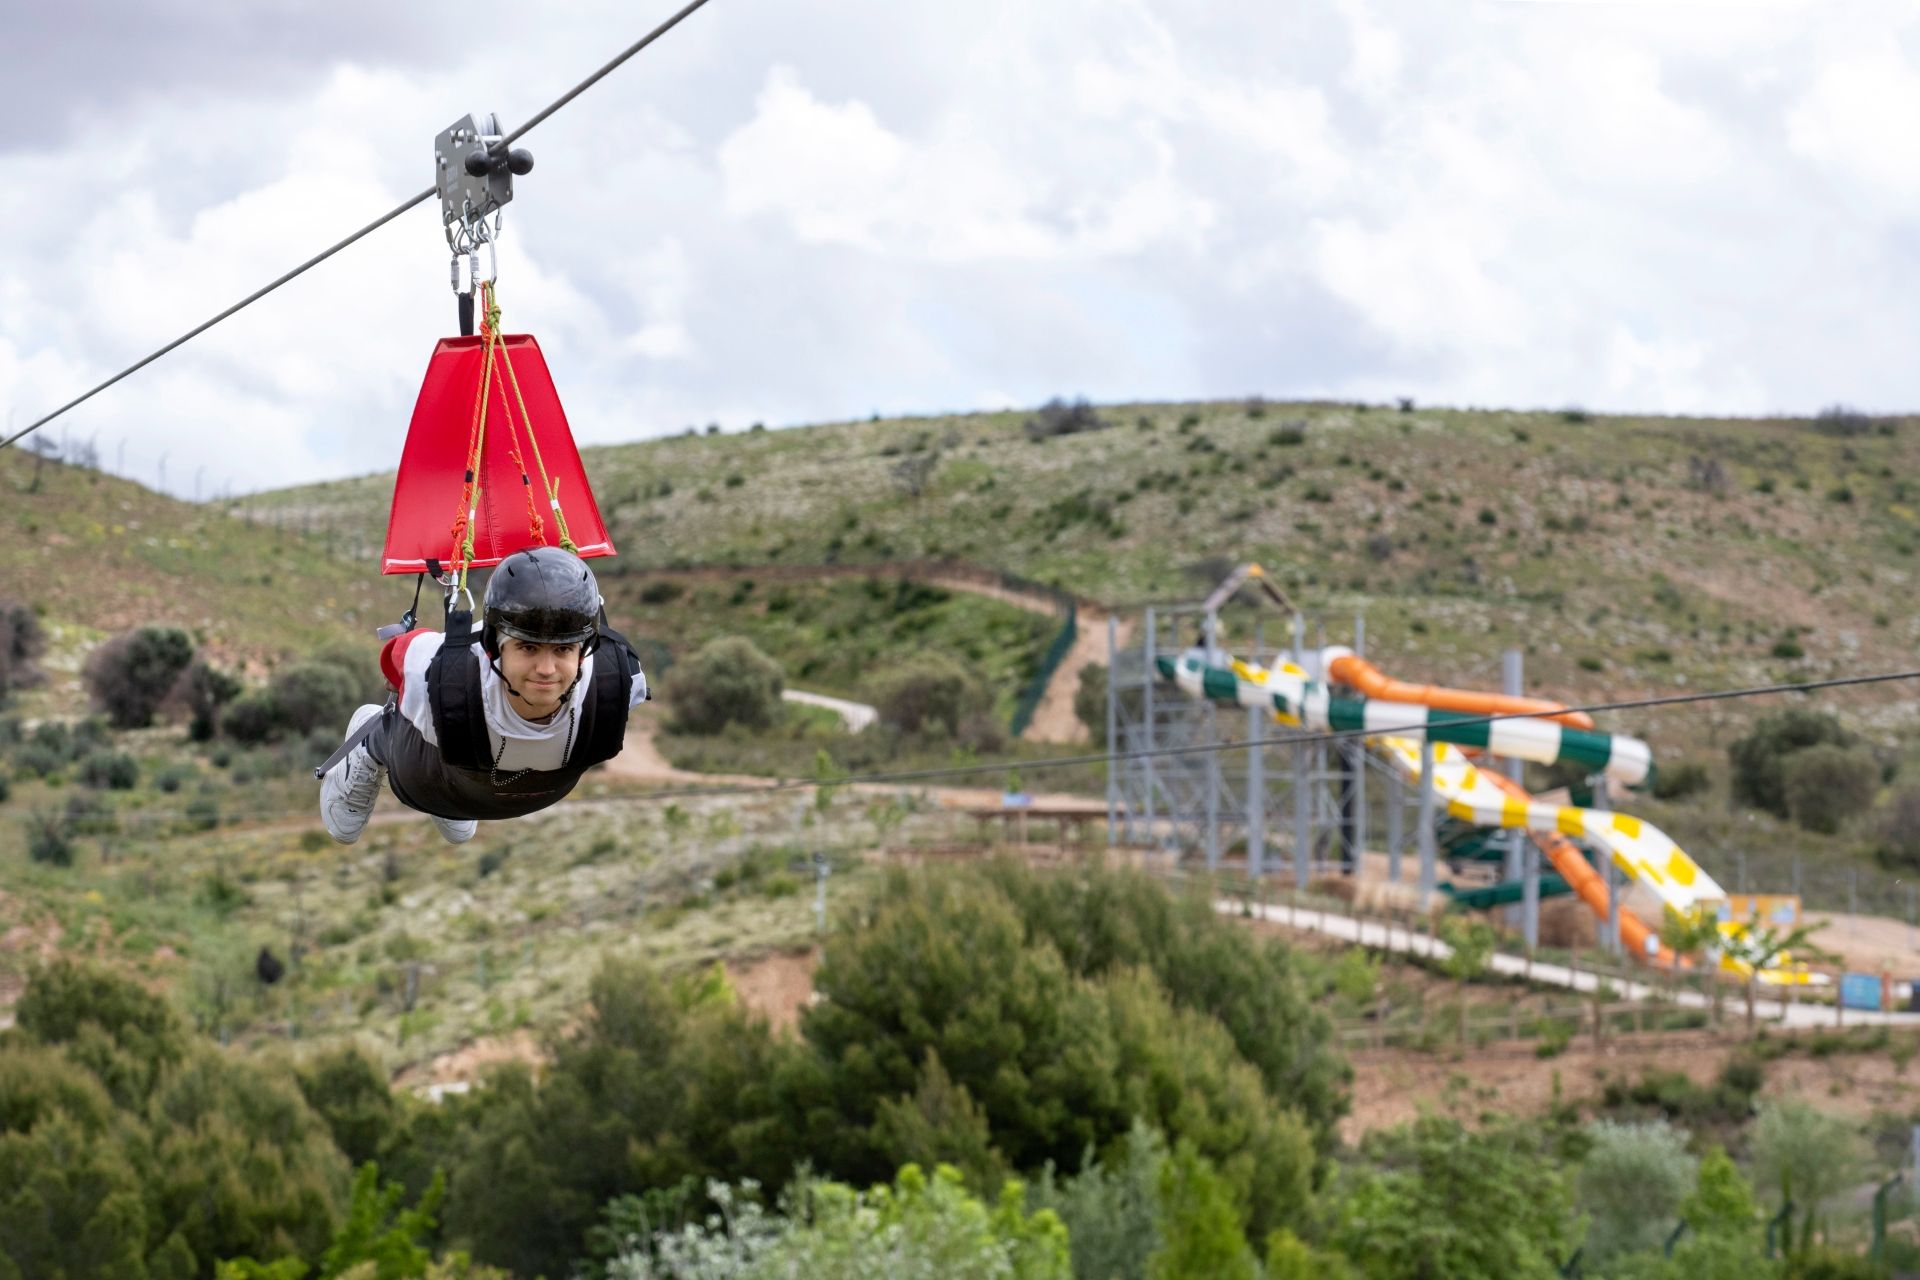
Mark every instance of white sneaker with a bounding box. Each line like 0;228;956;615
321;704;387;844
432;815;478;845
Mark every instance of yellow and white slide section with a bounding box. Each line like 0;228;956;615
1370;737;1726;917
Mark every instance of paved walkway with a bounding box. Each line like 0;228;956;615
1225;898;1920;1029
782;689;878;732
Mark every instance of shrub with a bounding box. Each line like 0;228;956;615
668;636;784;733
1782;744;1877;834
0;598;46;693
1751;1100;1862;1224
1729;708;1851;818
7;960;350;1271
1874;785;1920;869
872;653;987;737
1024;397;1106;441
11;743;62;779
1335;1115;1575;1280
1268;423;1307;447
0;773;8;804
1576;1120;1697;1265
603;1166;1072;1279
1771;637;1806;660
26;810;72;866
184;797;220;831
171;657;241;740
78;749;139;790
221;661;367;745
1651;760;1711;802
639;580;686;605
84;627;195;728
64;790;115;836
222;691;280;744
268;662;367;738
1813;404;1875;437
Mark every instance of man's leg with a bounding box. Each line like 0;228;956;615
320;704;387;843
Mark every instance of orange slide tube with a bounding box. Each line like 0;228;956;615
1477;768;1671;966
1328;654;1595;731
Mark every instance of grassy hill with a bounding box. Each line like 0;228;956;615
235;399;1920;747
9;396;1920;1076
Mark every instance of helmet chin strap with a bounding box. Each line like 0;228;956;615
489;652;585;717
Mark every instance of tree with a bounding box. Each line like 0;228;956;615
1721;919;1831;1035
609;1166;1072;1279
972;859;1349;1154
442;960;798;1278
84;627;195;728
1028;1121;1166;1280
871;1051;1010;1196
1727;709;1851;818
1147;1141;1259;1280
1781;744;1877;835
1576;1120;1698;1265
667;636;784;734
172;658;242;741
1751;1101;1863;1252
871;653;987;736
1334;1115;1577;1280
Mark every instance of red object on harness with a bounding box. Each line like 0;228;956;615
380;333;615;575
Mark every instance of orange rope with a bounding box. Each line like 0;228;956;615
495;314;579;554
448;286;502;592
485;298;547;547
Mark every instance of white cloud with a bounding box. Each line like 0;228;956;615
6;0;1920;500
1786;48;1920;203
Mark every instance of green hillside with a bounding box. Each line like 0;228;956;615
235;399;1920;751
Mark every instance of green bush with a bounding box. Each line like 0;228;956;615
0;772;9;804
668;636;785;734
603;1165;1071;1279
268;662;367;738
1652;760;1711;802
26;810;72;866
84;626;195;728
0;599;46;694
1751;1100;1863;1226
78;749;139;790
799;864;1325;1241
1782;744;1877;834
221;691;281;745
1334;1115;1576;1280
11;742;62;779
871;652;987;736
1729;708;1851;818
1576;1120;1697;1265
1024;397;1106;441
175;657;242;741
443;960;799;1277
5;960;350;1277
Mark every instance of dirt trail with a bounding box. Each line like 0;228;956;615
601;708;1105;813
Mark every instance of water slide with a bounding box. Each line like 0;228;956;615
1157;650;1770;974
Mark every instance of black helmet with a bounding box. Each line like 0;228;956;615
482;546;601;656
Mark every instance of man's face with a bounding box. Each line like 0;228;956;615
498;637;582;714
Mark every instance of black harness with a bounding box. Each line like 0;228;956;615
427;605;640;771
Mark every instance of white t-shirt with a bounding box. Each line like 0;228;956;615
392;632;648;772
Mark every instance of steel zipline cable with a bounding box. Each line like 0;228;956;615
18;663;1917;827
0;0;720;455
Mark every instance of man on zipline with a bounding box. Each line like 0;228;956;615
320;545;648;843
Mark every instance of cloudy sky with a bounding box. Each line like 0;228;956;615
3;0;1917;498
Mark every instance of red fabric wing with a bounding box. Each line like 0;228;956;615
381;334;615;575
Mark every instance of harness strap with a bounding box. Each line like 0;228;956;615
313;694;394;780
